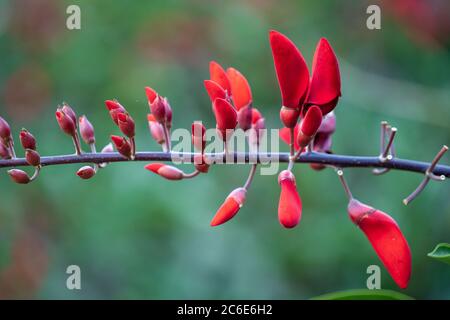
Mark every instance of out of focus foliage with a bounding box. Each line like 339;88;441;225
0;0;449;299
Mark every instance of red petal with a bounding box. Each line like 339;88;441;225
213;98;237;130
145;163;164;173
204;80;227;103
145;86;158;104
210;198;240;227
300;105;322;136
278;171;302;228
147;114;155;122
279;125;300;151
209;61;231;93
348;199;411;289
269;30;309;109
226;67;252;110
307;38;341;113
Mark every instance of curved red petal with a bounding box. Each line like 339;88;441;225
210;197;241;227
226;67;252;110
300;105;322;136
213;98;237;130
209;61;231;93
348;199;411;289
204;80;227;103
269;30;309;109
145;86;158;104
307;38;341;113
145;163;165;173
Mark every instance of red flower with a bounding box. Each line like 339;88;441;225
348;199;411;289
147;114;165;145
278;170;302;228
306;38;341;115
210;187;246;227
204;79;227;104
110;135;131;159
79;115;95;145
269;30;309;110
55;108;76;137
209;61;231;94
105;100;126;125
117;112;135;138
145;86;157;104
213;98;237;141
61;103;77;127
19;129;36;150
145;163;184;180
226;67;252;110
297;105;322;149
25;149;40;167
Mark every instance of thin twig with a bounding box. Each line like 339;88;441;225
380;127;397;161
243;164;258;190
336;169;353;200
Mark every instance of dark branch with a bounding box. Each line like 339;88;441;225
1;152;449;177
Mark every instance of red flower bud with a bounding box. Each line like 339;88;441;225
210;187;246;227
8;169;30;184
306;38;341;115
145;163;184;180
55;108;76;136
25;149;40;167
117;112;135;138
204;80;227;103
191;121;206;153
237;105;253;131
279;124;301;151
77;166;96;180
61;103;77;127
163;98;173;128
297;105;323;149
251;108;263;124
269;30;309;109
0;116;12;141
209;61;231;94
278;170;302;228
194;154;210;173
145;86;158;104
317;111;336;135
226;67;252;110
213;98;237;141
148;114;166;145
149;95;167;124
19;129;36;150
0;143;10;159
79;115;95;145
105;100;126;125
348;199;411;289
280;106;300;128
110;135;131;159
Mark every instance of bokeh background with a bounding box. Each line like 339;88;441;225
0;0;449;299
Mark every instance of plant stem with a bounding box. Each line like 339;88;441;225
243;164;258;190
336;169;353;200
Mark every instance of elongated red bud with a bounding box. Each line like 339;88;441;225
306;38;341;115
348;199;411;289
55;108;76;136
149;95;167;124
209;61;231;94
25;149;40;166
148;114;166;145
280;106;300;128
117;112;135;138
226;67;252;110
79;115;95;145
269;30;309;109
77;166;96;180
204;80;227;103
110;135;131;159
145;163;184;180
0;143;10;159
211;187;246;227
191;121;206;153
213;98;237;141
61;103;77;127
0;116;11;140
237;105;253;131
145;86;158;104
8;169;30;184
297;105;323;149
19;129;36;150
278;170;302;228
105;100;126;125
194;154;210;173
279;125;301;151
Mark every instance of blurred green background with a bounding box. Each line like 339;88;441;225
0;0;449;299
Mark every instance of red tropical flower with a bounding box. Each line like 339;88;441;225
226;67;252;111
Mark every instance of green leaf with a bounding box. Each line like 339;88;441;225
428;243;450;265
311;289;414;300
